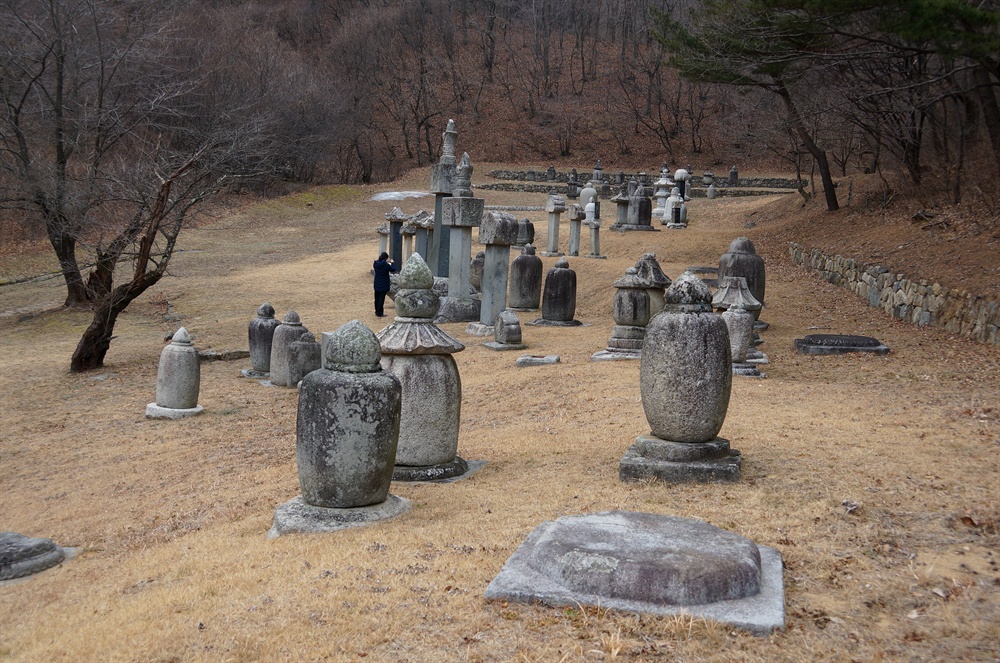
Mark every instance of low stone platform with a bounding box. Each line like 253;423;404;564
484;341;527;351
269;495;410;538
734;363;766;378
485;512;784;635
794;334;890;355
591;349;640;361
145;403;204;419
620;436;741;483
465;322;495;337
516;354;560;367
0;532;75;582
394;458;486;483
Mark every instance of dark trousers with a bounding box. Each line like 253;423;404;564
374;289;388;316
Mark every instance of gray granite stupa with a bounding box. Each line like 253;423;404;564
270;320;408;536
146;327;203;419
269;311;311;387
485;511;784;635
243;302;282;378
719;237;766;323
713;277;768;365
508;244;543;311
592;268;650;362
634;253;671;316
620;272;741;483
0;532;73;581
530;258;582;326
377;254;477;482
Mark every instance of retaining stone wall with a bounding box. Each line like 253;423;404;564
476;182;793;197
486;169;803;190
788;242;1000;345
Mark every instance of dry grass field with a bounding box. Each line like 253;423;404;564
1;167;998;662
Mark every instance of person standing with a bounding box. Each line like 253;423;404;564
372;252;398;317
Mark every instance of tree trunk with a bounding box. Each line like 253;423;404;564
49;232;90;306
70;300;126;371
775;82;839;211
973;66;1000;178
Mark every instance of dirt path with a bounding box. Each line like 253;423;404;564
0;168;997;662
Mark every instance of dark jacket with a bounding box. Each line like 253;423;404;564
373;259;398;292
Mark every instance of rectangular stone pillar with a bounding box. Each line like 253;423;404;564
430;163;456;277
389;220;403;266
541;193;566;257
447;227;472;297
476;212;519;328
568;217;581;257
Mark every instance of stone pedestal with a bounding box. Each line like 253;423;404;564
593;268;650;362
508;245;543;310
620;272;740;483
146;327;203;419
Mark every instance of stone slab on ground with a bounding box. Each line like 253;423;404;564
525;319;585;327
591;349;640;361
0;532;77;582
465;322;495;337
240;368;269;379
269;495;410;538
394;459;487;483
516;355;560;367
484;341;528;351
794;334;890;355
145;403;204;419
485;512;784;636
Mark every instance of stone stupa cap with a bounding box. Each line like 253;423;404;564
283;310;302;325
613;267;647;289
555;257;570;269
172;327;192;345
635;254;671;288
299;331;317;344
729;237;757;254
523;244;536;255
325;320;382;373
398;253;434;290
663;271;713;312
257;302;275;318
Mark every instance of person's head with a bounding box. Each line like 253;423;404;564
379;252;389;261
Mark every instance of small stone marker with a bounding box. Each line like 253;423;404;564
729;165;739;186
707;183;718;199
530;257;582;327
508;244;543;311
794;334;890;355
146;327;203;419
377;254;473;482
270;320;408;537
0;532;72;581
269;311;310;388
515;354;560;367
485;309;527;351
620;272;741;483
485;511;784;635
244;302;282;378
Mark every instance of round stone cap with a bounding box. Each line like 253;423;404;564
555;257;570;269
728;237;757;254
398;253;434;290
172;327;192;346
523;244;536;256
613;267;647;289
325;320;382;372
296;331;317;344
663;272;713;312
283;310;302;325
257;302;275;318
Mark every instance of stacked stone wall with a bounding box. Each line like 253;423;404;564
788;242;1000;345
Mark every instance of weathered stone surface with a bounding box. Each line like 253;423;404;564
719;237;766;316
269;495;410;538
495;309;523;344
248;303;282;372
794;334;890;355
485;512;784;635
392;456;469;482
435;296;481;323
380;354;461;467
288;332;322;386
722;306;755;363
538;258;578;324
516;354;560;366
469;251;485;292
641;273;731;443
613;268;651;327
296;321;401;508
0;532;68;581
270;311;310;386
713;276;762;318
515;218;535;247
508;245;543;310
153;327;201;411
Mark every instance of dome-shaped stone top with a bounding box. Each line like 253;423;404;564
398;253;434;290
555;257;570;269
297;331;317;344
635;253;671;288
728;237;757;254
257;302;275;318
172;327;192;346
325;320;382;373
613;267;647;289
283;310;302;325
662;271;713;312
522;244;536;256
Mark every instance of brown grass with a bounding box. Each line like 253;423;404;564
1;168;998;662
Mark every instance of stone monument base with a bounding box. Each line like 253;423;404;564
516;355;560;367
746;350;769;364
583;254;608;259
609;224;660;232
240;368;269;379
508;306;539;312
269;495;410;538
393;457;487;483
619;435;741;483
464;322;495;337
754;320;770;332
734;362;766;378
434;297;481;324
484;341;528;351
794;334;890;355
665;222;688;230
527;318;584;327
145;403;204;419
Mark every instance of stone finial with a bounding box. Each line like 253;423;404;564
283;310;302;325
398;252;435;290
257;303;276;318
376;222;389;235
712;276;762;314
635;254;671;289
171;327;192;345
385;207;408;222
394;254;441;319
613;267;647;289
663;271;713;312
441;119;458;166
555;257;569;269
453;153;473;198
523;244;537;255
324;320;382;373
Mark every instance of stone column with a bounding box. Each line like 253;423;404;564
585;218;606;259
435;153;485;323
245;302;282;378
429;119;458;277
469;211;519;335
385;207;407;266
376;223;389;257
568;197;585;256
619;272;741;483
146;327;203;418
410;210;433;260
541;191;566;257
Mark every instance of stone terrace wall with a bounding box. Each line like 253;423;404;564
486;169;804;191
476;182;793;197
788;243;1000;345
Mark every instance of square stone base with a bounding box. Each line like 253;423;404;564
269;495;410;538
620;439;741;483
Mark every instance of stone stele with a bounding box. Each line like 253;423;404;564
485;511;784;635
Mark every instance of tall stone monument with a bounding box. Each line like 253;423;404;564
429;119;459;276
270;320;408;536
245;302;282;378
435;153;485;323
377;254;470;481
146;327;203;419
620;272;741;482
468;211;519;336
385;207;407;267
